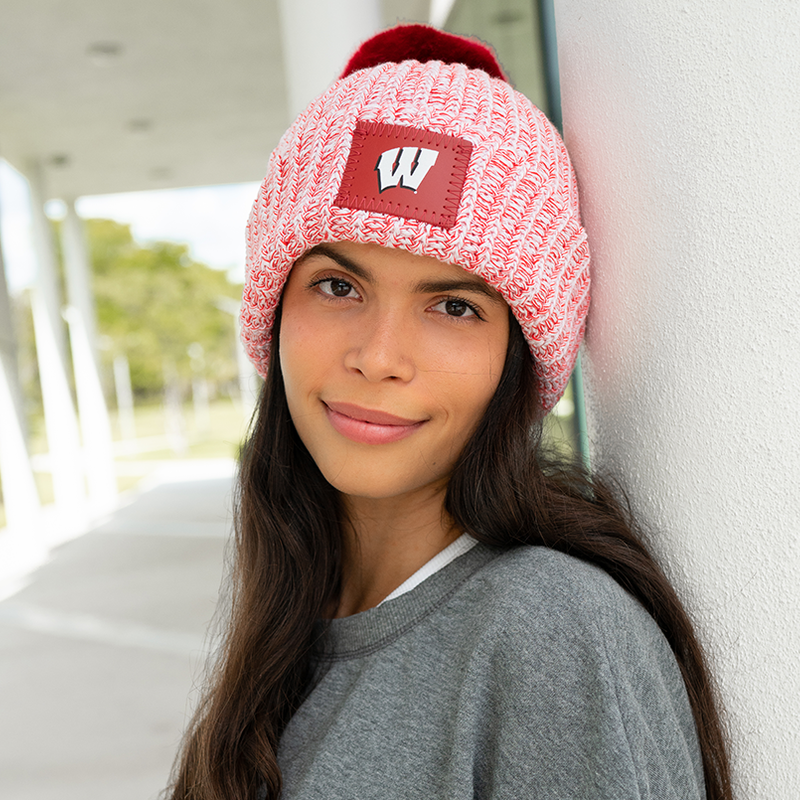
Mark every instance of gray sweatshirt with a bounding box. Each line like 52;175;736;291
276;544;705;799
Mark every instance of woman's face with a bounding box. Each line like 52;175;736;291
279;241;510;501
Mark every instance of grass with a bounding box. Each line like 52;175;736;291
0;397;252;527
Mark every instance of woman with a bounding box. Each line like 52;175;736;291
168;25;731;800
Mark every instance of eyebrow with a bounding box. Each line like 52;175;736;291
303;244;372;281
302;244;504;303
412;278;503;302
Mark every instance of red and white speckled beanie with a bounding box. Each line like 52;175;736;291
241;24;590;413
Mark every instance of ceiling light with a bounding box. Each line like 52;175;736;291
128;118;153;133
87;41;123;66
492;10;524;25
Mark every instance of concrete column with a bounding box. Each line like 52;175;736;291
0;241;25;436
234;316;260;417
277;0;382;120
60;201;116;510
216;297;259;417
0;205;40;532
26;165;86;524
113;354;136;440
429;0;457;28
61;200;100;370
554;1;800;795
27;164;68;370
64;307;117;511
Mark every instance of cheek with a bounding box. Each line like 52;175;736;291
421;313;508;374
278;325;306;406
278;326;330;462
418;335;506;453
461;333;506;419
418;326;507;399
278;300;337;396
450;371;502;434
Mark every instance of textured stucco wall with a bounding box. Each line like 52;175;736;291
553;1;800;796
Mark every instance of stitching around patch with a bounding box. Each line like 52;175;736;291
333;120;473;229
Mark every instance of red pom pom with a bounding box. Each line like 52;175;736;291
339;24;508;82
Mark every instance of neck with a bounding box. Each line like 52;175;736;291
334;482;460;617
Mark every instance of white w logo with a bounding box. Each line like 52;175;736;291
375;147;439;193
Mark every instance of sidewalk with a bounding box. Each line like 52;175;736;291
0;463;235;800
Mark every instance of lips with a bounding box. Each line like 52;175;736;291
323;401;427;445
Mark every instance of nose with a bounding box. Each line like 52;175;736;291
343;309;415;383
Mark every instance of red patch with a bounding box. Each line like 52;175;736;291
334;121;473;229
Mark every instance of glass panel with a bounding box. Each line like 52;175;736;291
443;0;584;462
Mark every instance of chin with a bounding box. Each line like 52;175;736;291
316;459;450;502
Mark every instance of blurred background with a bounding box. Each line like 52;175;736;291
0;2;577;798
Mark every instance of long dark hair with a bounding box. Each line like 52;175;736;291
167;313;732;800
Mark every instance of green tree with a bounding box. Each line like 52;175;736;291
88;219;242;398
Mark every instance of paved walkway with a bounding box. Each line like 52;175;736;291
0;466;234;800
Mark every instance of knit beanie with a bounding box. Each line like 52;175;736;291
242;24;590;413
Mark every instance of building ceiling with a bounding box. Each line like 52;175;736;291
0;0;544;202
0;0;429;200
0;1;292;198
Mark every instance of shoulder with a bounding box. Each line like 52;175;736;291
475;543;620;600
445;545;705;797
462;544;648;636
451;545;683;694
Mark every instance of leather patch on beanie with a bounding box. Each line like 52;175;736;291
334;121;473;229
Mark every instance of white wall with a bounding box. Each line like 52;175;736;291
553;1;800;796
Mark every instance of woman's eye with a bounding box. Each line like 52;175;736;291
318;278;357;298
433;298;479;318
